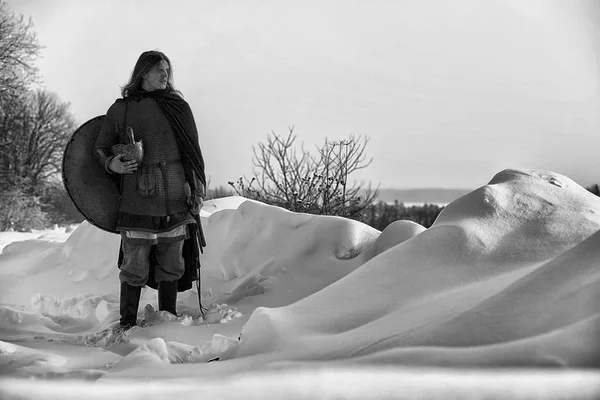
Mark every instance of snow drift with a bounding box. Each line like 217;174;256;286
231;169;600;368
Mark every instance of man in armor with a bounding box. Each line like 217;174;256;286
95;50;206;331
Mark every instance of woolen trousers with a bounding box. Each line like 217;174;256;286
119;237;185;286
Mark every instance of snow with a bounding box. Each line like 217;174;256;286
0;171;599;399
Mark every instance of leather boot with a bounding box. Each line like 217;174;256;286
158;280;178;316
119;282;142;330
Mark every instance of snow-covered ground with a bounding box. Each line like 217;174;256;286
0;168;599;399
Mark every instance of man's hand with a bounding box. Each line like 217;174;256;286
190;192;204;215
109;154;138;174
185;183;204;215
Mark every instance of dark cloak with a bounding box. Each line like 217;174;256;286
116;89;207;293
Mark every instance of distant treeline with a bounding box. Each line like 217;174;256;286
364;183;600;231
357;200;443;230
375;188;469;204
587;184;600;197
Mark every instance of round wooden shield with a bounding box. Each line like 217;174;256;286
62;116;121;234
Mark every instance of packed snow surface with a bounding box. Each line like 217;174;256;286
0;169;599;399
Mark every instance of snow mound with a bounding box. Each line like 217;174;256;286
0;339;72;377
200;195;248;217
109;333;239;369
60;221;121;282
30;293;114;321
200;199;380;308
231;169;600;367
110;337;172;370
371;219;426;256
0;305;62;333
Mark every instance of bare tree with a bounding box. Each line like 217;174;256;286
0;1;40;100
0;90;76;191
230;127;379;218
0;2;78;230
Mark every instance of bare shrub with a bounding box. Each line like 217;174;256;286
230;127;378;218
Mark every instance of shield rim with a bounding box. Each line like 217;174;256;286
62;115;120;234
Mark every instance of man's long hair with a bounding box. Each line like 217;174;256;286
121;50;180;98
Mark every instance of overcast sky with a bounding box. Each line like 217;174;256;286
6;0;600;189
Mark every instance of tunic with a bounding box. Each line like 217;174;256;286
94;97;195;238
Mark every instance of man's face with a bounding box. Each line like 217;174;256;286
143;60;169;91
